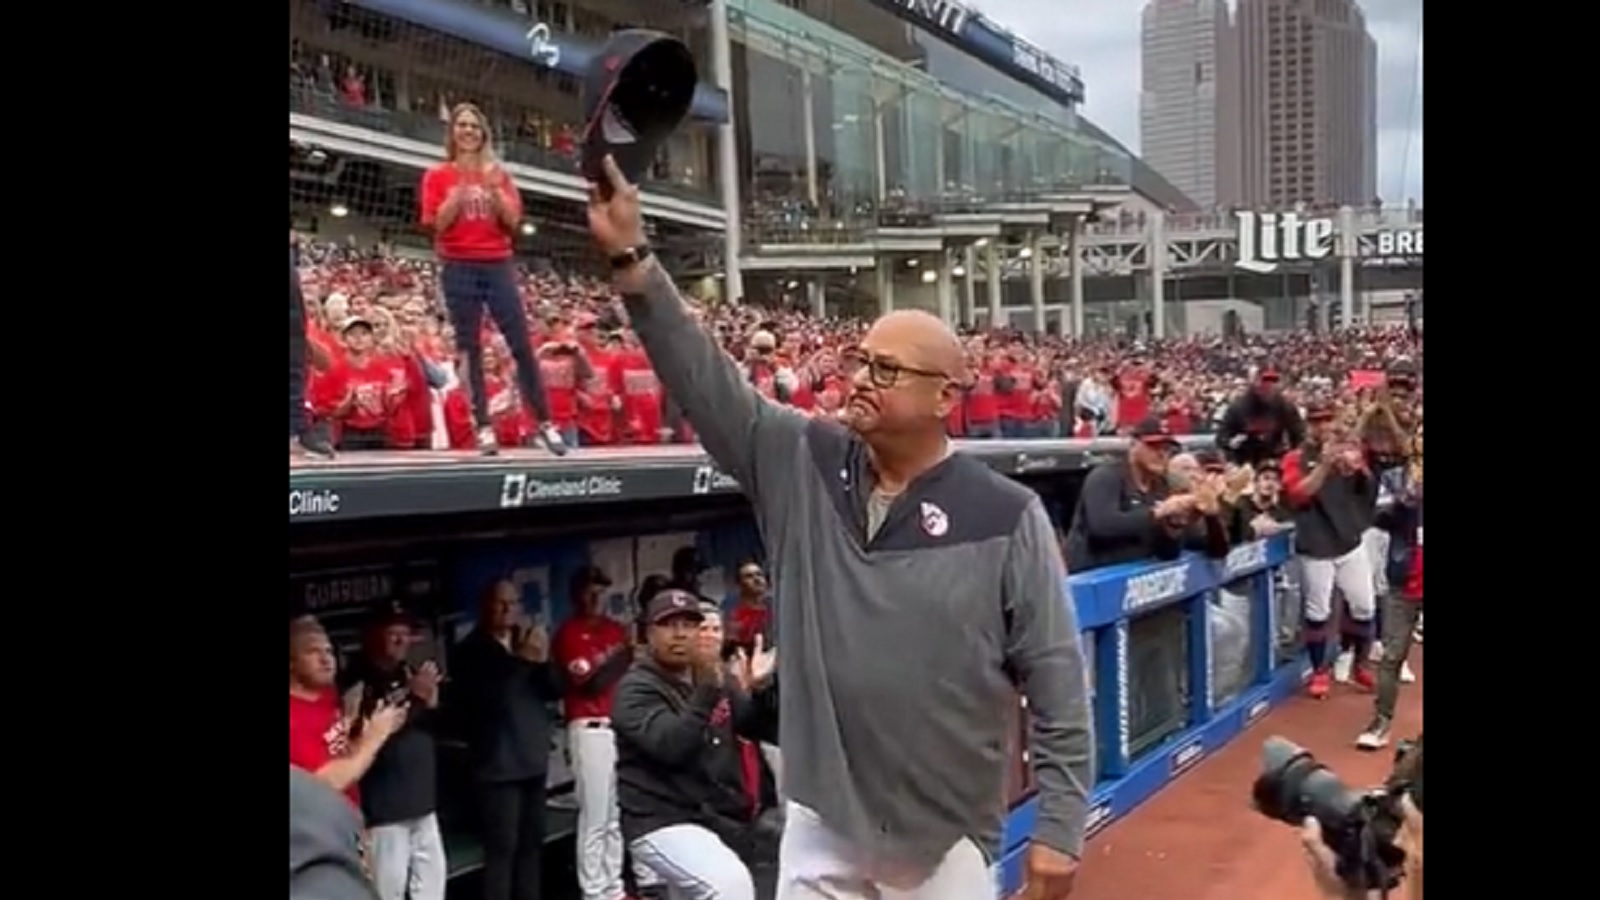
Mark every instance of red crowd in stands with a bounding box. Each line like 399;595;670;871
294;241;1422;454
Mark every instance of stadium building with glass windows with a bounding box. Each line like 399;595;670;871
288;0;1419;337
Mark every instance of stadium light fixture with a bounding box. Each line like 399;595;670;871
951;265;967;277
920;269;937;284
974;238;989;248
520;222;537;236
1018;246;1033;260
329;202;349;219
906;258;920;268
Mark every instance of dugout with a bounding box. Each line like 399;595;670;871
289;457;1093;893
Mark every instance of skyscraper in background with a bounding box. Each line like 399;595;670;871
1139;0;1240;211
1141;0;1379;210
1235;0;1378;207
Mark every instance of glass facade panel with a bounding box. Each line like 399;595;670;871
729;0;1131;237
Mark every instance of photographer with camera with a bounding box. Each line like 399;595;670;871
1302;793;1422;900
612;590;780;900
1255;736;1423;900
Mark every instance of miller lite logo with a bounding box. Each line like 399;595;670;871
1235;211;1335;274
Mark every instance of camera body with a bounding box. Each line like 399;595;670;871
1251;735;1422;891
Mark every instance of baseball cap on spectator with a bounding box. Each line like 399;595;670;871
1305;399;1337;422
1129;416;1180;451
1257;368;1281;385
572;565;613;590
672;546;707;577
750;330;777;353
341;316;373;334
364;601;419;634
645;589;705;625
1194;448;1227;473
1386;358;1418;388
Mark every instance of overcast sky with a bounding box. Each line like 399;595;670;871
972;0;1424;204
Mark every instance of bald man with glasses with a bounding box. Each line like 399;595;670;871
586;156;1091;900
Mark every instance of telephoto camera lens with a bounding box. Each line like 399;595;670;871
1251;736;1408;892
1251;736;1364;826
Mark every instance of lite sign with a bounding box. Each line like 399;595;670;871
1234;210;1423;274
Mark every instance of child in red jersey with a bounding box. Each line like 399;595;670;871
420;102;567;456
311;318;411;451
536;329;594;447
608;333;665;444
965;356;1001;439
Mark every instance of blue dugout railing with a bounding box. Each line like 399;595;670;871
996;534;1305;895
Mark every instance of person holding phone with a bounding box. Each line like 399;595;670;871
452;580;562;900
420;102;568;457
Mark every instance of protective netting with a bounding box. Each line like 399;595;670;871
289;0;722;274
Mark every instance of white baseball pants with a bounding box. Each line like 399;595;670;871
630;824;756;900
1299;544;1377;622
775;802;997;900
569;719;626;900
1362;527;1391;597
368;812;448;900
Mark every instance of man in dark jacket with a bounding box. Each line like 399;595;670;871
612;590;778;900
1216;370;1305;467
1063;418;1231;572
451;580;562;900
340;605;447;900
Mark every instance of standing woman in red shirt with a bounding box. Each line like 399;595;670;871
420;103;568;455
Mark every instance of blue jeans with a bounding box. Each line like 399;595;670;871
289;246;307;437
440;260;553;427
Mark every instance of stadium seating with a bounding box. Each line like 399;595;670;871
293;238;1422;453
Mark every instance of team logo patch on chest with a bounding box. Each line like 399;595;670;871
919;502;950;538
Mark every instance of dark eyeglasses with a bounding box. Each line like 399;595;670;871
841;349;950;389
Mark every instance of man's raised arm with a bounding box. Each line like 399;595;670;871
591;157;804;502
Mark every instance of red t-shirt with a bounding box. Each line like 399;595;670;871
288;690;359;808
1114;367;1152;426
312;354;412;444
538;350;583;427
608;350;663;444
729;602;771;650
966;371;999;425
552;615;631;721
419;164;519;262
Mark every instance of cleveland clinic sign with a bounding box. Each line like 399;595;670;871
1234;210;1422;274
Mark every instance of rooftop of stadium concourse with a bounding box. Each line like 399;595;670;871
729;0;1131;193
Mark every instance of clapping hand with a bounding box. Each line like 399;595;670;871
515;621;549;663
1222;464;1254;502
1152;494;1196;521
732;634;777;691
363;700;408;746
1191;477;1222;516
408;660;442;708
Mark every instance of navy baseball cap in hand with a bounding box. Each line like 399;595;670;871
581;30;698;196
